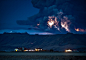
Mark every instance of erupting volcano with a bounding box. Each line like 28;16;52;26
16;0;86;34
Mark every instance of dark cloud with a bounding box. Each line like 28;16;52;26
17;0;86;34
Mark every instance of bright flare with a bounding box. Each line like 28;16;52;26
47;20;54;28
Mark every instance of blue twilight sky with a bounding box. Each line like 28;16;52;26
0;0;39;29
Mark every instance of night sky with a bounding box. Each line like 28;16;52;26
0;0;39;29
0;0;86;34
0;0;86;52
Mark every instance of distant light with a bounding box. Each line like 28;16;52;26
15;48;18;52
29;49;35;51
35;48;42;51
65;49;72;52
24;50;28;52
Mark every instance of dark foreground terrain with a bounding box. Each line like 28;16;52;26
0;33;86;51
0;52;86;60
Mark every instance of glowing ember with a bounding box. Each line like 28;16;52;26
75;28;86;32
47;19;54;28
75;28;79;31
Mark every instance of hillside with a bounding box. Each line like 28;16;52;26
0;33;86;51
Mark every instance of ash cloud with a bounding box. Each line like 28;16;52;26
17;0;86;34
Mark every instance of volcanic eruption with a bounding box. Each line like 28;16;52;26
16;0;86;34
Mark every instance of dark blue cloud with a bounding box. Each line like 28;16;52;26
0;0;39;29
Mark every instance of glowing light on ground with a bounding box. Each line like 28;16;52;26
24;50;29;52
35;48;42;51
14;49;18;52
65;49;72;52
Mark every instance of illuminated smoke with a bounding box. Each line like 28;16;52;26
47;19;54;28
61;22;70;32
45;10;72;32
36;9;74;32
47;16;59;28
17;0;86;34
75;28;86;32
61;16;71;32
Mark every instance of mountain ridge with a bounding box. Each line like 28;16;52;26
0;33;86;51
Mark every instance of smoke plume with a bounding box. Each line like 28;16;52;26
17;0;86;34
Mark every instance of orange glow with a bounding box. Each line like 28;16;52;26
35;48;42;51
24;50;28;52
75;28;86;32
75;28;79;31
47;19;54;28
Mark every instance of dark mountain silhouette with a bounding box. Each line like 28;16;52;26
0;33;86;51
